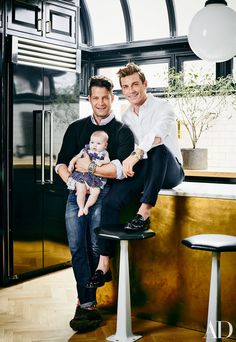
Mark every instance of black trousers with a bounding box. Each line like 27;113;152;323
99;144;185;256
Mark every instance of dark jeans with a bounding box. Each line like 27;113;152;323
65;185;110;307
99;145;184;256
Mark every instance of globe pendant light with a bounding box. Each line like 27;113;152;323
188;0;236;62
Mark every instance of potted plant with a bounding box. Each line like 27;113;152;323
165;68;233;170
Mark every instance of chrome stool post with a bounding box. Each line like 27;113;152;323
182;234;236;342
96;224;155;342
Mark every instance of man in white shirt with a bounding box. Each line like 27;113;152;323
86;63;184;288
118;62;184;230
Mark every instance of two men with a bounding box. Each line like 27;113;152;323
57;63;184;332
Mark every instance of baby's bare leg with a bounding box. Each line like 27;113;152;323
76;182;87;217
83;187;100;215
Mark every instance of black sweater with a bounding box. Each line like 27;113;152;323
57;116;134;168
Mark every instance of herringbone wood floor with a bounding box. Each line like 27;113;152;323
0;268;205;342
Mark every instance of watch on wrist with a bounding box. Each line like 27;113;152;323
88;161;96;174
130;151;143;160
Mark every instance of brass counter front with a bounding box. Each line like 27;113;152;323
97;195;236;338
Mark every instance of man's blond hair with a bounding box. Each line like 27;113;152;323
117;62;146;86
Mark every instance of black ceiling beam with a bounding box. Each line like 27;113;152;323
120;0;133;42
166;0;177;37
80;0;94;46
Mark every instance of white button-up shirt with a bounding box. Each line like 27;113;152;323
122;93;183;164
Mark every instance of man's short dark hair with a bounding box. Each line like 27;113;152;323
88;75;114;95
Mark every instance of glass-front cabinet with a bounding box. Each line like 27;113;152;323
7;0;78;46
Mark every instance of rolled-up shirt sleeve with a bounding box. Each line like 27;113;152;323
111;159;124;179
55;163;64;174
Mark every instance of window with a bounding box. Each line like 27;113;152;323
233;57;236;81
137;62;169;89
183;60;216;85
175;0;206;36
227;0;236;12
172;59;236;175
98;66;122;91
85;0;126;46
79;97;92;119
128;0;169;40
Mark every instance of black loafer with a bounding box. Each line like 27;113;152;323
69;306;102;332
70;318;101;332
71;306;102;321
124;214;150;232
86;269;112;288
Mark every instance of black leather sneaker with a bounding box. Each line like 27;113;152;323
124;214;150;232
69;306;102;332
86;269;112;288
70;318;101;332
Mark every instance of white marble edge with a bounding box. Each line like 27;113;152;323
159;182;236;200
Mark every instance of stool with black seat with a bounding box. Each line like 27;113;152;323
181;234;236;342
95;223;155;342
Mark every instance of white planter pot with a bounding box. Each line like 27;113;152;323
181;148;208;170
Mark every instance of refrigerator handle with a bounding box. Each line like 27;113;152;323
41;110;45;184
48;110;54;184
33;110;45;185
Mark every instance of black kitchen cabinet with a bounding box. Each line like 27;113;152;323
7;0;78;46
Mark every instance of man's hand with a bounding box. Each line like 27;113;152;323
122;155;139;178
68;162;74;173
75;153;91;173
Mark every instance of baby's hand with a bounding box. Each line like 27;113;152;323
96;160;106;166
95;161;103;167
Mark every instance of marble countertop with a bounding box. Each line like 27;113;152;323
160;182;236;200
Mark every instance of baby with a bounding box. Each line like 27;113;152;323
67;131;110;217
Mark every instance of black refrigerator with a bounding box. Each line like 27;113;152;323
5;62;80;282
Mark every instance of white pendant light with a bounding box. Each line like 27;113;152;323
188;0;236;62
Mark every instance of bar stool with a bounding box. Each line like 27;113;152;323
182;234;236;342
96;223;155;342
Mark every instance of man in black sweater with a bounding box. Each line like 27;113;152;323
56;75;134;332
